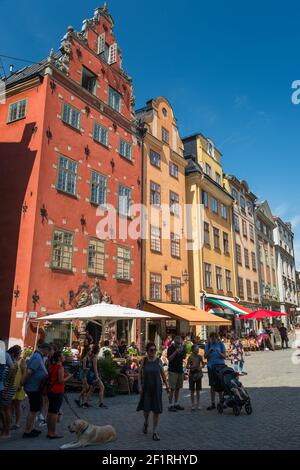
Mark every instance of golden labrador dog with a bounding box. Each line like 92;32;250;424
60;419;117;449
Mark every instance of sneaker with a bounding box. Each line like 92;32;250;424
74;399;82;408
32;429;42;435
197;405;203;410
38;419;47;427
207;404;216;411
99;403;108;409
174;404;184;411
191;406;196;411
23;431;39;439
168;405;177;412
82;403;89;409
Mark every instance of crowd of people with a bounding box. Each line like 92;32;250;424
0;323;297;442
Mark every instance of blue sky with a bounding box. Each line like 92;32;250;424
1;0;300;264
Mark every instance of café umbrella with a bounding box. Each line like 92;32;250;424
34;302;169;347
239;310;290;320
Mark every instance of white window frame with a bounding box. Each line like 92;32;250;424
93;122;109;146
97;33;106;54
108;43;118;64
119;139;132;161
8;98;27;123
62;103;81;130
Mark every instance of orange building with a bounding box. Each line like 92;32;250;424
136;98;191;343
0;5;142;347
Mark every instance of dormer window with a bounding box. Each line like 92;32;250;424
207;140;215;157
97;33;106;54
82;67;97;95
108;43;118;65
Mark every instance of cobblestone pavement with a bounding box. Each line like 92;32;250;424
1;346;300;450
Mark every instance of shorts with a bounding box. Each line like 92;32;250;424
26;391;42;413
48;392;64;414
189;376;202;392
208;368;216;387
168;372;184;391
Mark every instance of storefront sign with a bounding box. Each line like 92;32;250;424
16;311;24;319
29;312;38;319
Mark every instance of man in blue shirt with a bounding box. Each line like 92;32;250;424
204;332;226;411
22;343;51;438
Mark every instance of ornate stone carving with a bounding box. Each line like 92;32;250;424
69;280;112;308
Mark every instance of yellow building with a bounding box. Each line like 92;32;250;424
223;175;261;312
136;97;190;341
183;134;244;324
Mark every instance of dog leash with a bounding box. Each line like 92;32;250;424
63;392;82;420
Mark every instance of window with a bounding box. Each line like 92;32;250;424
108;43;118;64
87;238;105;276
244;249;250;268
108;87;121;112
207;141;214;157
8;98;27;122
221;204;227;220
93;122;109;146
240;196;246;213
247;201;253;217
150;273;162;300
62;103;81;130
171;277;182;303
150;149;161;168
169;162;178;178
231;188;238;201
150;226;161;252
204;222;210;245
246;280;252;300
233;214;240;232
119;139;132;160
97;32;106;53
242;220;248;238
81;67;97;95
170;191;179;216
116;246;131;280
204;263;212;288
225;270;232;293
162;107;168;117
211;197;218;214
223;232;229;254
162;127;169;144
150;181;161;206
202;190;209;208
251;252;257;271
51;229;73;271
254;282;259;296
171;233;180;258
249;224;255;242
118;185;131;216
238;277;244;299
205;163;211;177
236;244;242;265
216;267;223;291
215;172;221;184
91;171;107;206
57;156;78;195
213;227;220;250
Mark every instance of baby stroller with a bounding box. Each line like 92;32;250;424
212;364;253;416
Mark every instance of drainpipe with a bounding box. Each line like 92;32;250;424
137;119;147;350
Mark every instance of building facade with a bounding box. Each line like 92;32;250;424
273;217;298;323
223;175;261;311
183;134;240;324
136;97;190;342
0;5;142;347
255;201;280;312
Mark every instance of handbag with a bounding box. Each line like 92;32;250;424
192;370;203;382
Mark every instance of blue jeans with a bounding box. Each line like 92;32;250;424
233;360;244;373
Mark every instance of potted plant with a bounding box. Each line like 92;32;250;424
62;347;73;361
99;355;120;397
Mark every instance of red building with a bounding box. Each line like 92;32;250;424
0;5;142;347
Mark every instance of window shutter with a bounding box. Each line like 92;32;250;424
97;33;106;54
108;43;118;64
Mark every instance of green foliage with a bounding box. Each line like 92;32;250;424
99;356;120;385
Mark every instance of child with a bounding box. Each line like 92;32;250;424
187;344;204;411
11;355;26;429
